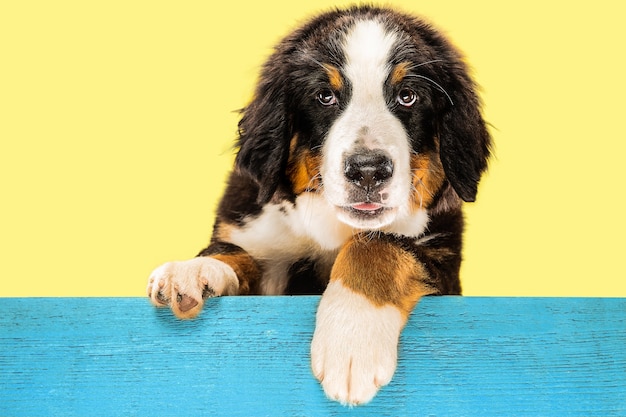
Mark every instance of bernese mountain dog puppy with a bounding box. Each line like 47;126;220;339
148;5;491;405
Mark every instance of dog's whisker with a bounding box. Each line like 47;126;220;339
410;186;425;209
405;74;454;106
306;172;323;192
301;54;328;71
408;59;445;70
414;176;436;199
302;54;344;76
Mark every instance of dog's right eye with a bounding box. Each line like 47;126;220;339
317;89;338;106
397;88;418;107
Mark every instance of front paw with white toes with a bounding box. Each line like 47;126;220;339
147;257;239;319
310;280;405;406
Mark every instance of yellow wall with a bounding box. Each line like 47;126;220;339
1;1;625;296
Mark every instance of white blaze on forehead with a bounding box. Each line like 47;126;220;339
343;19;397;105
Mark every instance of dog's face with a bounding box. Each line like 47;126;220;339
317;20;439;230
236;7;490;230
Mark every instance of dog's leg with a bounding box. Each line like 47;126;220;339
147;244;261;319
311;234;436;405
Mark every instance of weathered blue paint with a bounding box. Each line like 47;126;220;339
1;297;624;416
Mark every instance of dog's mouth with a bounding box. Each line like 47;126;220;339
342;202;392;218
349;202;384;213
336;202;397;229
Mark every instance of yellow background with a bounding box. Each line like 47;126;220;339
1;1;625;296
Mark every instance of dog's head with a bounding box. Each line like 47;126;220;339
235;6;491;230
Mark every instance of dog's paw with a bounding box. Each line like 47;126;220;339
310;280;404;406
147;257;238;319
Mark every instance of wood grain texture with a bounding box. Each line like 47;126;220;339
0;297;624;416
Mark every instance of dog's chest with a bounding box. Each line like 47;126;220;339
228;193;350;294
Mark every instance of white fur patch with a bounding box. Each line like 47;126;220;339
228;193;351;294
311;280;404;406
290;192;354;250
320;19;413;230
384;207;429;238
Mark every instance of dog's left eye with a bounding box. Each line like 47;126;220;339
317;89;338;106
397;88;418;107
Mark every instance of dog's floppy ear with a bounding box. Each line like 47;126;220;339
235;61;292;204
437;63;492;203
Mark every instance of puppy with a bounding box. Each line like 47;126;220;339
148;5;491;405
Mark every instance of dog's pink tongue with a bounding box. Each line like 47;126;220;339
352;203;382;211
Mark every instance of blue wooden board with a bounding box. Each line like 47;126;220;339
0;297;625;416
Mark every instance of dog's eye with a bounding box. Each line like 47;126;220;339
397;88;418;107
317;89;338;106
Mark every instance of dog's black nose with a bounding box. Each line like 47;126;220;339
344;151;393;191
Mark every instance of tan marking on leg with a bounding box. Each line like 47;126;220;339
331;236;435;318
211;253;261;295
